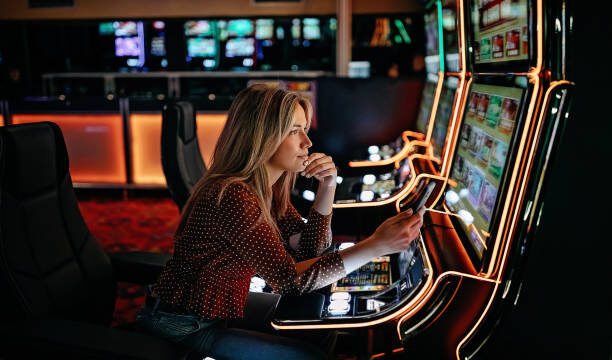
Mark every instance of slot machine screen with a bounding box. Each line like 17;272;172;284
303;18;321;40
114;21;138;37
415;73;439;135
470;0;529;65
115;37;140;57
424;8;440;73
187;38;216;57
445;82;525;259
431;76;459;160
331;256;392;292
442;0;460;72
255;19;274;40
225;38;255;57
228;19;254;37
184;20;214;36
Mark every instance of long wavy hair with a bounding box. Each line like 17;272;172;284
175;84;312;236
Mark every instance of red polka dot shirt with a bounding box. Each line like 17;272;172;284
153;181;346;319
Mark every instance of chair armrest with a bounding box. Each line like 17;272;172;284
107;251;170;285
0;317;183;360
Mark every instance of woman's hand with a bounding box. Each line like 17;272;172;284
302;153;337;188
369;208;425;254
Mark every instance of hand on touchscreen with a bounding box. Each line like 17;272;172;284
371;207;426;254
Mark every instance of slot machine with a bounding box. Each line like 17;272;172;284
297;0;468;238
270;0;571;358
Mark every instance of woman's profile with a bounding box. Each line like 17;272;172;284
136;84;425;359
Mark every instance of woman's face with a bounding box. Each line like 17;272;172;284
267;105;312;174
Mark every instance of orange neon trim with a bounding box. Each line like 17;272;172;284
12;114;127;184
370;353;385;359
456;0;545;357
271;237;436;331
424;72;446;144
392;347;404;353
333;156;446;209
348;137;416;168
0;115;4;126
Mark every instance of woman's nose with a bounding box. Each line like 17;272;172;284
302;134;312;148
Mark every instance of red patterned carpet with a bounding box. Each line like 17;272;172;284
77;196;180;326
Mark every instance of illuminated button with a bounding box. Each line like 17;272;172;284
360;190;375;202
242;58;254;67
126;58;139;67
302;190;315;201
203;59;216;68
458;209;474;225
338;242;354;250
336;176;344;184
368;154;381;161
331;292;351;302
366;299;386;311
362;174;376;185
380;192;390;199
459;189;469;198
368;145;380;155
328;300;350;315
445;190;460;205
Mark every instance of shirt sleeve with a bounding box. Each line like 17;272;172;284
277;203;333;261
218;183;345;295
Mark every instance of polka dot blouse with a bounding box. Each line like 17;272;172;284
153;181;347;319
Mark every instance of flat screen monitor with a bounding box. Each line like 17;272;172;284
431;76;459;160
225;38;255;57
445;81;526;259
303;18;321;40
187;38;216;57
115;37;140;57
151;37;166;57
114;21;138;37
331;256;392;292
228;19;254;37
470;0;529;65
184;20;214;37
415;74;439;135
255;19;274;40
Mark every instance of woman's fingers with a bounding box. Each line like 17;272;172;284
313;168;337;180
302;154;334;177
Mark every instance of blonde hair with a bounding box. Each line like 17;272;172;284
175;83;312;236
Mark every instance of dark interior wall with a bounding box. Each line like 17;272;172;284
311;76;424;162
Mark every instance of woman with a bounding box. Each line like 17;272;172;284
137;84;425;359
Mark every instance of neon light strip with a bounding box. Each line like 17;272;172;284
271;236;435;331
437;0;445;72
333;158;446;209
456;0;545;357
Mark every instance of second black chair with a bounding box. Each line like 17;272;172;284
161;100;207;210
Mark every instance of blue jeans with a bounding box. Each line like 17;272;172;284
135;300;327;360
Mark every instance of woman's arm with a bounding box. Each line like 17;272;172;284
302;153;337;216
296;207;426;276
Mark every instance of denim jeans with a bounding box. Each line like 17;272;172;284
135;300;327;360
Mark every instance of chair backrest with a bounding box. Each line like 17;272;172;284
161;100;207;210
0;122;116;325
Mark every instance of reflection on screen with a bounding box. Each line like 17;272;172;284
225;38;255;57
471;0;529;64
445;83;524;258
187;38;216;57
431;77;458;160
415;75;439;135
184;20;214;37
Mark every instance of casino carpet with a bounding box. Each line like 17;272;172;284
77;196;180;326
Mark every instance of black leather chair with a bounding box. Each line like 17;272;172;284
0;122;186;359
161;100;207;210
